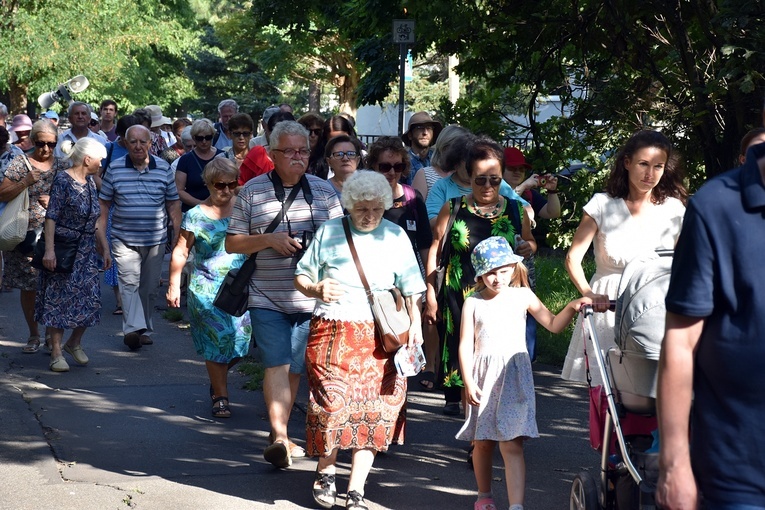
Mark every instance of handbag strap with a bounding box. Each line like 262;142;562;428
342;216;375;306
436;197;460;266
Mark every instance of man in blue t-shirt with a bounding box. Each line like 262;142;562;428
657;128;765;508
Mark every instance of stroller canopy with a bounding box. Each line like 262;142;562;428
614;253;673;361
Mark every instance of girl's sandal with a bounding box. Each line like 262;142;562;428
212;396;231;418
474;497;498;510
22;336;40;354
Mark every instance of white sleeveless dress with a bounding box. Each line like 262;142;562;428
456;288;539;442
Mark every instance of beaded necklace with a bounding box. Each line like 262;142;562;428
472;197;502;218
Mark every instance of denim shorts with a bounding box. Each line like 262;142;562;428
249;308;312;372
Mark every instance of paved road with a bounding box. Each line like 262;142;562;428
0;276;598;509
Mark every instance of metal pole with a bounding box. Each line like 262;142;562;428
398;43;406;136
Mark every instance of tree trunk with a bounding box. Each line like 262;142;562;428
335;65;359;116
308;81;321;112
9;77;28;115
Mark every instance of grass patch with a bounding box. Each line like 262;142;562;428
237;355;265;391
162;308;185;322
533;253;595;366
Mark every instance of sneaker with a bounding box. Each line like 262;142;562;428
474;497;497;510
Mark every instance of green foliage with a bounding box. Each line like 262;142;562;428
237;356;265;391
534;254;596;366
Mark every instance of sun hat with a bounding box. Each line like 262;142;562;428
90;112;100;122
145;105;171;128
402;111;442;146
471;236;524;282
504;147;531;169
9;114;33;132
42;110;59;121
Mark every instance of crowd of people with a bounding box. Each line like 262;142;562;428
1;96;763;510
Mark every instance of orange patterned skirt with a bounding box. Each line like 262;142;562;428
305;317;407;457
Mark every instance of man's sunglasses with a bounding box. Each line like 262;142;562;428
474;176;503;187
212;181;238;190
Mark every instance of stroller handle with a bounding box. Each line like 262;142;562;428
582;301;616;317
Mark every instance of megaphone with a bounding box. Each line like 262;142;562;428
37;75;90;109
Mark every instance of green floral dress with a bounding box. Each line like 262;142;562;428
439;196;524;403
182;206;252;363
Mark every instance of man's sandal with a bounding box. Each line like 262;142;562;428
211;396;231;418
22;336;40;354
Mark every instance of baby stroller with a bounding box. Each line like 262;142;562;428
569;252;672;510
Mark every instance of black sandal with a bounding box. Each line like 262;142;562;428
211;396;231;418
346;490;369;509
312;467;337;509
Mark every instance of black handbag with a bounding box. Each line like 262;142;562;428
213;175;311;316
31;177;93;274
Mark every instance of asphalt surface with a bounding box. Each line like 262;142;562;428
0;269;598;510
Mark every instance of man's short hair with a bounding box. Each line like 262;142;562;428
270;121;308;149
100;99;118;112
217;99;239;113
68;101;92;116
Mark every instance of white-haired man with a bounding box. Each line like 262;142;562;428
226;121;343;469
55;102;106;158
213;99;238;150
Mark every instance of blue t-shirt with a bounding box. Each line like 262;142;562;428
426;175;529;220
665;143;765;506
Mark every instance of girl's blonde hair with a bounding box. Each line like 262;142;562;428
475;260;530;291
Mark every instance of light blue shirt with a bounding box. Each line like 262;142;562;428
426;175;529;220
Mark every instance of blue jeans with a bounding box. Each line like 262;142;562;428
704;502;765;510
249;308;311;373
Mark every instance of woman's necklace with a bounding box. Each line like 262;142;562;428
472;197;502;218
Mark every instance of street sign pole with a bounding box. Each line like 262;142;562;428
393;20;415;137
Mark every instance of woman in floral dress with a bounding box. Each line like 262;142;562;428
167;158;252;418
425;137;536;416
0;119;63;353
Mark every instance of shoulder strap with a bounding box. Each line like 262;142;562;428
402;184;417;221
436;196;460;264
342;216;374;306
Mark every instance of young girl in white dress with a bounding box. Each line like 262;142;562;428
457;236;592;510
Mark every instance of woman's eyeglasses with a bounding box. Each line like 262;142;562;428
212;181;238;190
377;162;406;173
329;151;359;160
473;176;503;187
34;141;57;149
194;135;214;142
231;131;252;138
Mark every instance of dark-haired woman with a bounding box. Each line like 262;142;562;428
308;115;358;179
561;130;687;386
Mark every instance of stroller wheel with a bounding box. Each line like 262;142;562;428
570;471;600;510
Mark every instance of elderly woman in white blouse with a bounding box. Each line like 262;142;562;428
294;170;425;510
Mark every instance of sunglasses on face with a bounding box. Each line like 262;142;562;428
329;151;359;160
309;128;322;137
474;175;503;187
34;141;57;149
212;181;238;190
231;131;252;138
89;120;99;126
194;135;214;142
377;162;406;173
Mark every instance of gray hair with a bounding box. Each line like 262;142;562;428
190;118;215;138
217;99;239;113
30;119;58;142
67;137;107;166
0;102;7;117
180;125;193;143
270;121;309;150
67;101;92;116
431;124;469;169
340;170;393;211
202;157;238;186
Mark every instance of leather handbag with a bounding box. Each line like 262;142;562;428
342;216;411;354
31;234;80;274
213;175;310;316
31;178;93;274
